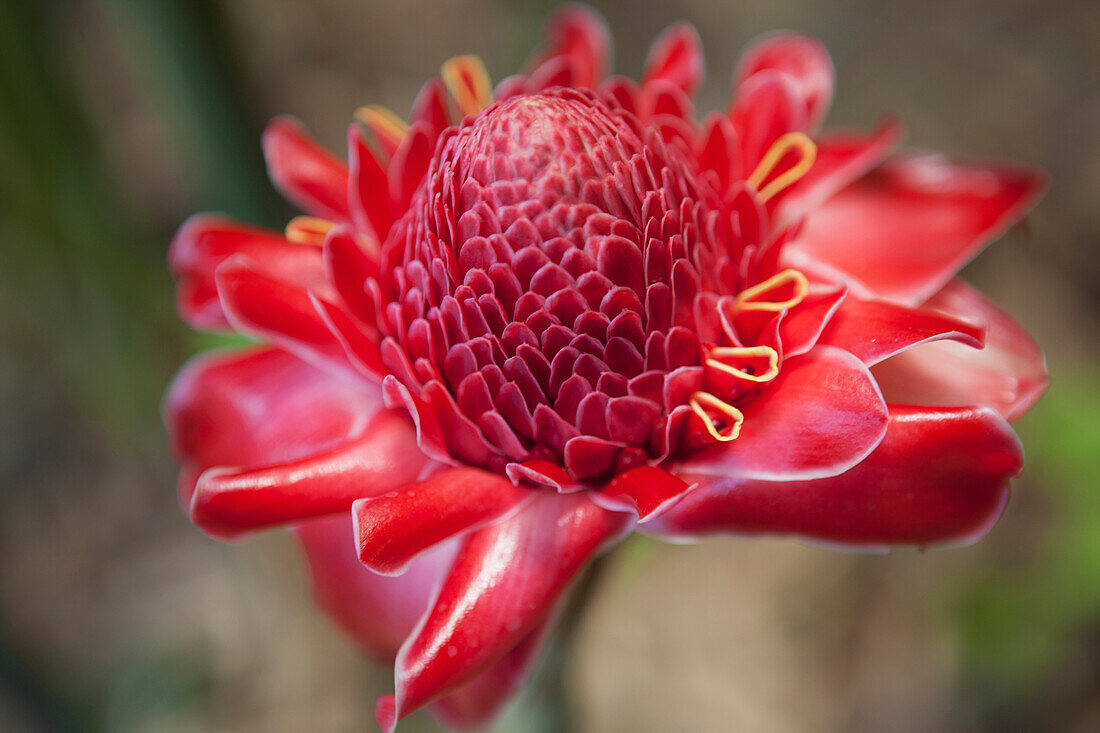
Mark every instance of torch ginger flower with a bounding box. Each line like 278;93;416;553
165;5;1047;730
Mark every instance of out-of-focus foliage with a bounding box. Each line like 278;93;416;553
952;374;1100;683
0;0;177;441
0;0;279;444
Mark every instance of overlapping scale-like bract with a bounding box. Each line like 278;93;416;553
367;89;785;480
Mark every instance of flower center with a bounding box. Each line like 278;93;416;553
373;89;801;481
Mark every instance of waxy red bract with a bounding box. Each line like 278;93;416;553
165;6;1046;730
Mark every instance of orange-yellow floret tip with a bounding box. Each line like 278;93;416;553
734;269;810;313
706;345;781;383
689;392;745;442
747;132;817;202
442;55;493;117
285;216;335;246
355;105;410;146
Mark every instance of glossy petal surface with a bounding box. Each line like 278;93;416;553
426;621;550;730
872;279;1048;420
295;515;452;662
681;346;889;481
354;467;533;575
790;155;1047;304
596;465;695;521
779;120;901;217
169;214;331;330
817;294;986;365
384;493;631;728
653;405;1022;546
214;261;353;374
192;411;428;538
164;346;381;505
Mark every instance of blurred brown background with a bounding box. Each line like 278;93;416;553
1;0;1098;731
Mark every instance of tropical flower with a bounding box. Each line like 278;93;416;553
164;5;1047;730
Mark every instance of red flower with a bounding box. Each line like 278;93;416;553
164;6;1047;730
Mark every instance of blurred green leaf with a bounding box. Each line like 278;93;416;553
0;0;180;444
103;648;212;732
950;371;1100;686
0;0;282;448
109;0;285;224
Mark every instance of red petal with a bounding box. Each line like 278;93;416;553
262;116;350;222
505;459;575;492
872;279;1048;421
736;33;835;129
295;515;455;663
381;375;453;464
348;125;394;241
427;619;550;730
644;79;694;121
563;435;622;480
214;260;352;374
422;380;507;469
599;75;640;116
354;467;533;575
531;55;582;90
384;493;631;726
728;70;806;171
779;119;902;218
492;74;529;101
680;346;888;481
776;284;847;357
164;346;381;505
169;214;331;330
322;227;380;325
695;112;743;195
388;121;433;211
528;5;612;88
191;410;428;538
306;520;546;732
595;465;695;521
789;155;1047;305
642;22;704;97
312;293;387;378
410;77;452;139
818;294;986;365
650;405;1022;547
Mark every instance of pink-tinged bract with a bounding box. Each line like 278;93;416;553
164;5;1047;730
